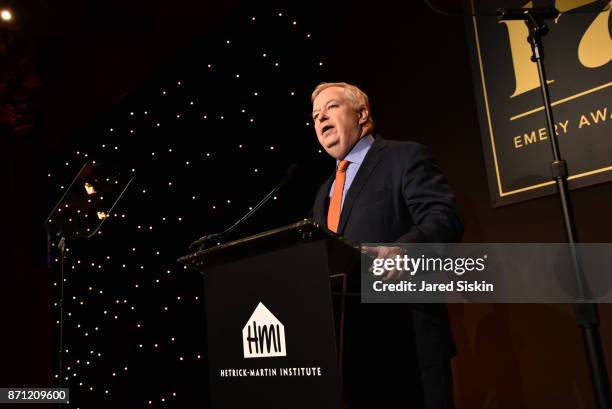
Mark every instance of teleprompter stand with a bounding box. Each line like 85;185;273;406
178;219;361;409
44;161;133;406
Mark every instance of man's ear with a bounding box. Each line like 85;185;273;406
358;107;369;125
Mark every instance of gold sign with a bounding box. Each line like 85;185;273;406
466;0;611;206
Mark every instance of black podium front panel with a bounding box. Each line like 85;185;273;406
203;240;341;409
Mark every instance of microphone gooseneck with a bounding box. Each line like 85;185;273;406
188;163;300;250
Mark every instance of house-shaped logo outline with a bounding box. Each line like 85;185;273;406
242;302;287;358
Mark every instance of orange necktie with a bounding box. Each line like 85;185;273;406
327;160;350;233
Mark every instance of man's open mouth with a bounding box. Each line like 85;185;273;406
322;125;335;136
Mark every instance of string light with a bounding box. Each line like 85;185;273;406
44;5;327;406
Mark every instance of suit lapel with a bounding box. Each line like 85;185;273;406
313;173;334;225
337;137;387;236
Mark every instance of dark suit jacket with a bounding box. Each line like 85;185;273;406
312;135;464;369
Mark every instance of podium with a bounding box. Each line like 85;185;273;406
178;219;361;409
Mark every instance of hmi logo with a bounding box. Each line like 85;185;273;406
242;302;286;358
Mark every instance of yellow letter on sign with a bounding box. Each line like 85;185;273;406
578;1;612;68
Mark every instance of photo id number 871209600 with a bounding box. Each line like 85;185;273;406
1;388;69;403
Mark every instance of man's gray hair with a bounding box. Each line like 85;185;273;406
311;82;375;134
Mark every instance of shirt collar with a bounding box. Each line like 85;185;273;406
338;134;374;166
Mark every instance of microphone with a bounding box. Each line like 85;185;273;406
496;7;559;21
188;163;300;250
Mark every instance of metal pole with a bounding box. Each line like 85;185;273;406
525;12;611;409
57;237;66;405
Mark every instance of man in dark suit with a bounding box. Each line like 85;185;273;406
310;82;463;409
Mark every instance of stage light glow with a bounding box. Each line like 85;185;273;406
1;9;12;21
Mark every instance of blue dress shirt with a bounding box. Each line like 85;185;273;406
329;134;375;210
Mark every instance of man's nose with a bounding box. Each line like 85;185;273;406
317;112;328;123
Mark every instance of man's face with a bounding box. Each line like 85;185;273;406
312;86;367;160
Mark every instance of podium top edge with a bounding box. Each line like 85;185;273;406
177;219;359;271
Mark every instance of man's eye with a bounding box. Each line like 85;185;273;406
328;104;338;109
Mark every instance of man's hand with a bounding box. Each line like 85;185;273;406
361;245;405;281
